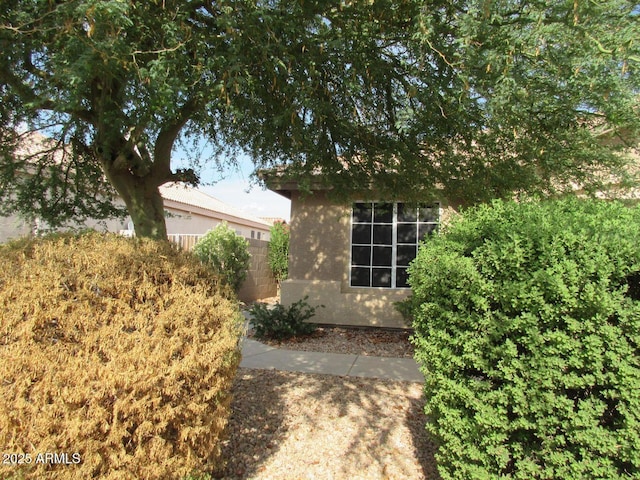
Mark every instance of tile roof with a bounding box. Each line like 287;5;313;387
159;183;271;228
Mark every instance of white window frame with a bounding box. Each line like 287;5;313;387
349;201;440;289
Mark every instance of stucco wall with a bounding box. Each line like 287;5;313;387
237;238;278;303
281;279;411;328
164;209;218;235
282;191;458;328
0;212;128;243
287;191;349;282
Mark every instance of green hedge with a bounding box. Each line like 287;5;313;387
409;198;640;479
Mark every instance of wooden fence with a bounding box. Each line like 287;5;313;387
167;233;203;251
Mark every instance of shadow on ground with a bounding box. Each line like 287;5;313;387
212;368;440;479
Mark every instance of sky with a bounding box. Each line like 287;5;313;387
194;153;292;223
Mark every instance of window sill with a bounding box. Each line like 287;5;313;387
340;283;412;296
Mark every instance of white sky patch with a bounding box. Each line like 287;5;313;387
201;179;291;223
174;147;291;222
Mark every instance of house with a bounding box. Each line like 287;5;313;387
0;213;34;243
0;131;273;244
1;132;281;302
0;179;280;303
0;183;273;245
263;140;639;329
263;170;462;328
152;182;272;247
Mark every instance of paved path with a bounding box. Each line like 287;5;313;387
239;336;424;383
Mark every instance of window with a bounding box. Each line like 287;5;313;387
350;202;439;288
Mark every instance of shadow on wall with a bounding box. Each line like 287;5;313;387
281;279;411;328
287;191;349;283
214;369;439;479
237;238;278;304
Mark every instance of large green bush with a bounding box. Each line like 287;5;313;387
0;232;242;480
193;222;251;293
409;198;640;480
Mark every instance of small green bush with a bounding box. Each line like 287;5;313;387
409;198;640;480
193;222;251;293
0;232;243;480
267;221;289;289
250;297;322;340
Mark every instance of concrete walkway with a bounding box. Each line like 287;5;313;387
239;336;424;383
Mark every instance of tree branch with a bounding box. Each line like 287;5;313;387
0;68;95;124
152;97;199;184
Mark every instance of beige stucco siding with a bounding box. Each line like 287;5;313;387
1;201;271;244
282;191;458;328
164;209;217;235
287;191;349;282
281;279;411;328
0;209;127;243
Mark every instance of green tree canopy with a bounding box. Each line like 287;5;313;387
1;1;638;239
254;0;640;202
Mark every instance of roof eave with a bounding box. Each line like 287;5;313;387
258;169;331;198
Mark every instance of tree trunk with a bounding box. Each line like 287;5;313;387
107;171;168;241
94;120;185;241
123;182;168;241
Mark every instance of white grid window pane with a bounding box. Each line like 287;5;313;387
350;202;439;289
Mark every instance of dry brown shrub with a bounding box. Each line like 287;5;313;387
0;232;243;480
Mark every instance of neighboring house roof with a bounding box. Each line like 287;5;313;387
7;133;273;234
159;182;272;230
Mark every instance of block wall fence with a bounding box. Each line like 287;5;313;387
169;235;278;303
237;238;279;304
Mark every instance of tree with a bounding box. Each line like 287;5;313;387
267;221;289;291
0;0;418;239
1;1;638;240
405;0;640;203
254;0;640;203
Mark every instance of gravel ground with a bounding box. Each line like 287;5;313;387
246;326;415;358
213;369;438;480
213;324;440;480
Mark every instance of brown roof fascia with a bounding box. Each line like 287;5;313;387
258;167;330;199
